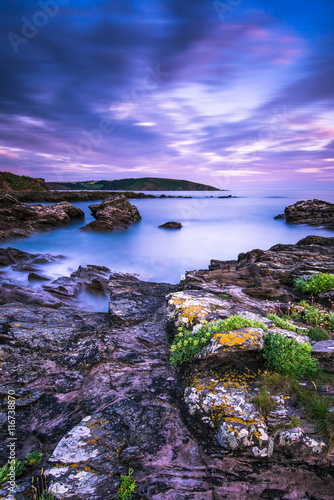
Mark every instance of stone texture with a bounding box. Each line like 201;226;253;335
312;340;334;372
265;326;311;344
180;235;334;305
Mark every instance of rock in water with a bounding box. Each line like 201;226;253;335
158;221;182;229
275;199;334;229
0;197;85;240
80;195;141;232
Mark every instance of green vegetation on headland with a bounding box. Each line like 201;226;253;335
0;171;48;191
46;176;220;191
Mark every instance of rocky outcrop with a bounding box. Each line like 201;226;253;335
181;235;334;307
0;247;63;268
80;195;141;232
0;195;84;240
1;239;334;499
159;221;182;229
275;199;334;229
5;190;156;203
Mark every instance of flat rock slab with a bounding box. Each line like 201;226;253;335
166;290;236;336
312;340;334;372
197;327;265;360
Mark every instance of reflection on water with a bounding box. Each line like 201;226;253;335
1;190;334;310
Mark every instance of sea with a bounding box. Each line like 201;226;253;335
1;190;334;311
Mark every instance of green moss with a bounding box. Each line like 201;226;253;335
299;301;334;330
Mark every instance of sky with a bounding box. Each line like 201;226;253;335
0;0;333;190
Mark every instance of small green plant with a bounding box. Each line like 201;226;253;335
116;468;136;500
262;334;320;378
0;450;43;486
253;388;277;417
0;460;25;486
32;471;61;500
307;327;330;341
288;416;301;428
25;451;43;467
267;313;303;333
294;273;334;294
329;313;334;330
299;301;332;329
170;315;267;366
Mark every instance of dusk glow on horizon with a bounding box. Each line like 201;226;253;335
1;0;334;190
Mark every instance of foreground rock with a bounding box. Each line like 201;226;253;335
0;195;84;240
1;240;334;499
275;199;334;229
80;195;141;232
159;221;182;229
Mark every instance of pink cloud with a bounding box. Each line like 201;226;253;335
0;149;19;159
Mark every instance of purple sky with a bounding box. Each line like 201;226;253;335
0;0;333;190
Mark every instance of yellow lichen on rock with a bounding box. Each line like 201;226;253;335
197;327;265;359
184;370;272;456
166;290;234;332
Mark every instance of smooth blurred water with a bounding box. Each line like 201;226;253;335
1;190;334;294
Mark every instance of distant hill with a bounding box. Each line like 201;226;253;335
46;177;220;191
0;171;48;191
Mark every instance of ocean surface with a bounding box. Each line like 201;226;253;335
1;190;334;311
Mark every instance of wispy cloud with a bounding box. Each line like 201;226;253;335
0;1;333;189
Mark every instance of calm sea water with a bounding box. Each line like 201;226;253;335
1;190;334;310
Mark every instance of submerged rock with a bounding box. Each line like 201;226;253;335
80;195;141;232
158;221;182;229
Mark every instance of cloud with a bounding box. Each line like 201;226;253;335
0;0;333;188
